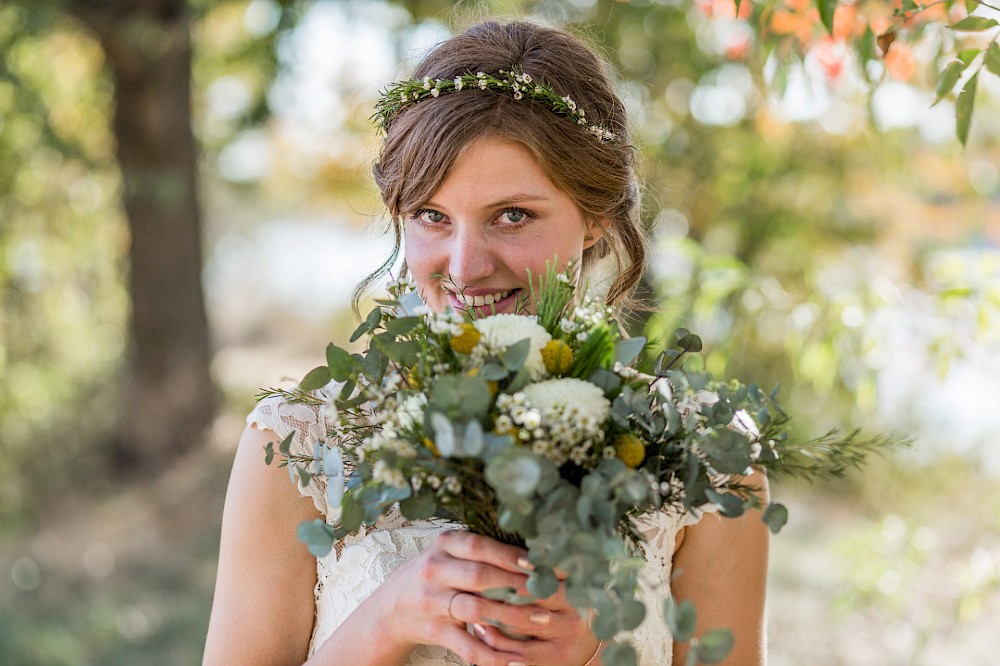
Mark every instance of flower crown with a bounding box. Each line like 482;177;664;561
372;68;618;143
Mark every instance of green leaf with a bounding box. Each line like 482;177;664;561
502;339;531;371
663;596;697;642
618;598;646;630
958;48;981;66
326;344;355;382
366;306;382;331
699;429;753;475
335;494;364;538
300;365;331;391
614;336;646;367
951;16;999;31
985;42;1000;76
599;642;636;666
933;60;967;105
762;502;789;534
362;348;389;383
263;442;274;465
527;566;559;598
400;490;437;520
705;488;745;518
384;315;422;336
675;331;703;353
297;519;336;557
966;0;979;13
957;71;979;146
818;0;837;35
279;431;294;456
479;363;508;381
734;0;742;17
694;628;735;664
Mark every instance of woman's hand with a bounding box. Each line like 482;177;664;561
331;529;600;666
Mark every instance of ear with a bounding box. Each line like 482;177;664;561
583;217;608;250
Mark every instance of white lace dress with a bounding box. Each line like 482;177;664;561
248;395;710;666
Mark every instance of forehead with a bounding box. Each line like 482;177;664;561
428;137;560;203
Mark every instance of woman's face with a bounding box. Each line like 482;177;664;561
403;137;602;316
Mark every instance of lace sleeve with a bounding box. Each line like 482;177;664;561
246;392;338;517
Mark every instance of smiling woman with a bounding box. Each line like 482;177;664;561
205;19;767;666
403;137;603;317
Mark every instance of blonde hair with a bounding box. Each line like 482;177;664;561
355;20;646;314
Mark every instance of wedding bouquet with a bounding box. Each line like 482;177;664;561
262;263;894;666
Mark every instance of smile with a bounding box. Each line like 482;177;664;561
454;289;512;307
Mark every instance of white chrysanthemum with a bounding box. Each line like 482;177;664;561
474;314;551;379
521;378;611;424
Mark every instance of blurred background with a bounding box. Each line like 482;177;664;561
1;0;998;663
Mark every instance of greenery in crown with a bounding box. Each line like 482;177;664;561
260;260;900;666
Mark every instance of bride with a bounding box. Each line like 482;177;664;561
204;19;767;666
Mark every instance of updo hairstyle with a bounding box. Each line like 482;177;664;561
359;20;645;311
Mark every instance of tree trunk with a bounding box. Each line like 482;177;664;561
72;0;217;472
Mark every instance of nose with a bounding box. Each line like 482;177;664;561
446;224;496;289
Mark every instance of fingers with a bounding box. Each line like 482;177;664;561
431;622;527;666
450;593;587;643
472;622;598;666
437;530;528;575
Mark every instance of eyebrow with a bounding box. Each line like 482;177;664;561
424;194;553;210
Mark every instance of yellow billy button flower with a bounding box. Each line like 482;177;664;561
541;339;573;375
613;433;646;469
450;322;481;354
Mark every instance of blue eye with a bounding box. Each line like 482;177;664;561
414;209;445;224
501;208;527;224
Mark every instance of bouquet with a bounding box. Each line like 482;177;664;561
262;262;896;666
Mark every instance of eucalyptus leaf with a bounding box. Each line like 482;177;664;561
705;488;745;518
614;336;646;367
297;519;336;557
663;596;697;642
762;502;789;534
694;628;735;664
502;339;531;371
479;363;509;381
279;431;293;456
362;348;390;384
462;419;485;456
263;442;274;465
430;412;456;457
699;429;753;474
300;365;331;391
384;315;422;336
326;344;355;382
527;567;559;598
618;597;646;630
366;306;382;331
600;641;636;666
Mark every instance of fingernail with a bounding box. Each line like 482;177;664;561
529;610;551;626
473;622;486;638
516;556;534;571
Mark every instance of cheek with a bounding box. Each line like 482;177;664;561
404;236;442;295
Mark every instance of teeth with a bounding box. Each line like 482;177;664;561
459;289;511;307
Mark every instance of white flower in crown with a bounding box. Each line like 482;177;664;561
479;79;487;89
431;87;440;97
514;91;523;100
521;378;611;425
561;96;577;111
476;71;486;78
473;314;551;380
523;73;533;83
454;77;463;90
422;77;432;89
